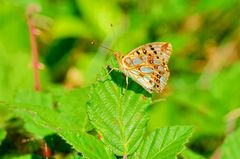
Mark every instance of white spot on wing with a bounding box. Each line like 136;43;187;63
158;66;164;72
133;57;142;65
162;53;169;62
153;59;161;64
137;78;148;88
140;66;153;73
137;77;153;92
130;70;140;75
142;56;147;62
125;57;133;66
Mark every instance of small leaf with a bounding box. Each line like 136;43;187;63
131;126;193;159
221;128;240;159
60;131;116;159
88;58;152;156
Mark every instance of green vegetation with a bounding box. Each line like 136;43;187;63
0;0;240;158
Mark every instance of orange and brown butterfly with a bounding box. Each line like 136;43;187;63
114;42;172;93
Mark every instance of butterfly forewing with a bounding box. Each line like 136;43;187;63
116;42;172;93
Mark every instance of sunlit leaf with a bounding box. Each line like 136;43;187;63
221;128;240;159
131;126;193;159
88;58;152;156
60;131;115;159
180;147;206;159
0;128;6;145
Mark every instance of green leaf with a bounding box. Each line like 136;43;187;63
88;58;152;156
60;131;116;159
0;102;12;128
180;148;206;159
131;126;193;159
221;128;240;159
69;155;85;159
0;128;7;145
13;90;54;137
55;88;90;132
11;88;114;158
2;154;32;159
52;16;92;39
76;0;123;38
12;88;90;136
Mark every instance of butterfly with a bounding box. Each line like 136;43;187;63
114;42;172;93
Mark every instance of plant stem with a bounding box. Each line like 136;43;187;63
27;4;41;91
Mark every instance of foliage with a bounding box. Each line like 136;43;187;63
131;126;193;159
88;59;152;156
0;129;6;145
221;128;240;159
0;0;239;158
5;59;192;158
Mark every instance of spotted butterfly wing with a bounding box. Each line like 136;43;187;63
114;42;172;93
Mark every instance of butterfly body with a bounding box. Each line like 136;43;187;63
114;42;172;93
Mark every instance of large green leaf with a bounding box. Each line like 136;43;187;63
60;131;116;159
13;90;54;137
11;88;115;158
55;88;90;132
221;128;240;159
12;88;89;133
88;58;152;156
131;126;193;159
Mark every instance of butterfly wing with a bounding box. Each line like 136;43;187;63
123;42;172;63
121;42;172;93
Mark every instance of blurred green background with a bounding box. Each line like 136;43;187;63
0;0;240;158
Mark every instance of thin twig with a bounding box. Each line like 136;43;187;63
26;4;41;91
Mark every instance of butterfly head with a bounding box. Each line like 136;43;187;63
114;52;123;64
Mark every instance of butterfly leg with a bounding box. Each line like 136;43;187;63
123;75;129;96
101;67;119;80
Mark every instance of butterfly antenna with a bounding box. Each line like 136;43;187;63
91;41;116;53
110;23;120;50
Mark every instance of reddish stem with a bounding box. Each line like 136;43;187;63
40;140;52;158
27;5;41;91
